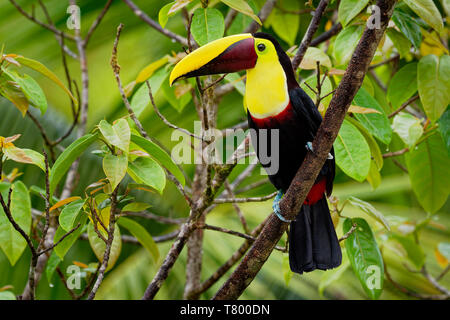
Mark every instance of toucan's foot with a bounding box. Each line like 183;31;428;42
305;141;314;153
272;190;293;223
306;141;334;160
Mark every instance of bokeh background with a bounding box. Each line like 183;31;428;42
0;0;449;299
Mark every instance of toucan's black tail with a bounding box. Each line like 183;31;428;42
289;197;342;274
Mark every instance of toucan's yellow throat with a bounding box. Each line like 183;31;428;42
169;33;297;119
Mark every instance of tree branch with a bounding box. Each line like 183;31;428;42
292;0;331;71
121;0;189;46
213;0;398;300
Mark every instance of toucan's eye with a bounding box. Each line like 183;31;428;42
257;43;266;52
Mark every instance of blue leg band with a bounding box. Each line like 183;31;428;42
272;190;293;223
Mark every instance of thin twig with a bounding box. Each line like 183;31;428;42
122;211;185;225
214;191;277;204
310;23;342;47
8;0;75;41
146;81;204;140
369;54;400;70
292;0;331;71
244;0;277;33
388;95;420;118
198;223;286;252
121;0;189;46
339;223;357;242
383;148;409;158
88;186;120;300
83;0;114;47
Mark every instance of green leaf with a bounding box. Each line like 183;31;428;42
122;202;151;212
403;0;443;33
266;2;300;46
87;222;122;271
15;56;77;107
0;70;29;116
22;149;46;171
98;119;131;153
353;88;392;144
117;217;159;263
338;0;370;27
366;160;381;189
130;68;168;118
386;28;412;58
346;116;383;170
103;154;128;190
45;251;62;284
438;107;450;156
299;47;332;70
161;78;192;112
1;68;47;115
405;133;450;213
0;291;16;300
387;62;417;109
392;112;424;148
418;54;450;123
392;8;422;49
135;57;169;84
49;133;98;195
59;199;86;232
319;253;349;297
334;119;371;182
344;217;384;300
348;197;390;230
226;0;258;35
220;0;261;25
131;134;185;186
390;233;425;269
333;25;364;65
191;8;225;46
158;2;175;28
54;215;87;260
127;157;166;194
0;181;31;266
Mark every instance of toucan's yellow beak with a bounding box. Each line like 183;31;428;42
169;33;257;86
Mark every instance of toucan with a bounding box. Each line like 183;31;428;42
170;33;341;274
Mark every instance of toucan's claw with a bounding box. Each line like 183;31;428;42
306;141;334;160
272;190;293;223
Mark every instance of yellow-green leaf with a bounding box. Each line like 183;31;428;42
418;54;450;123
98;119;131;153
404;0;443;33
14;56;77;107
135;57;169;84
103;154;128;190
299;47;332;70
220;0;261;25
87;222;122;271
117;217;159;263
